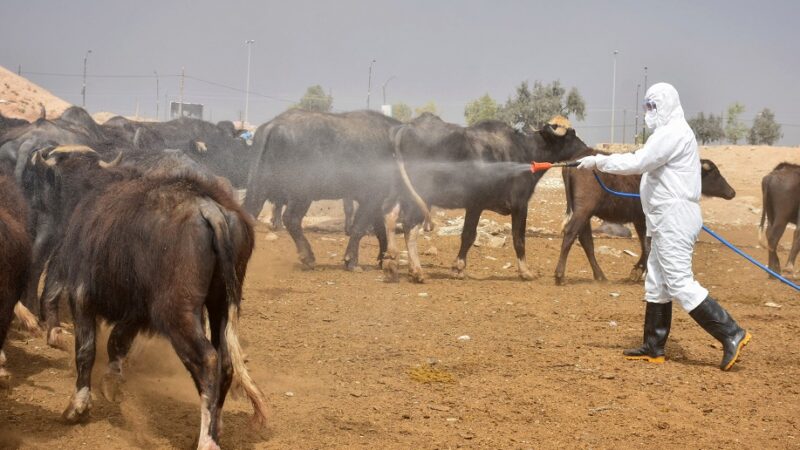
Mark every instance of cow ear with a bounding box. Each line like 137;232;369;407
702;161;711;171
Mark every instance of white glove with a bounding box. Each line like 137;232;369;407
576;155;597;170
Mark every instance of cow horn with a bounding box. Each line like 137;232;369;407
99;152;123;168
32;150;56;167
50;145;97;155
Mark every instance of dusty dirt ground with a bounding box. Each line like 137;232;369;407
1;146;799;449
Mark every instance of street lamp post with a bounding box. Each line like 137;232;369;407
634;83;640;144
642;66;648;141
81;49;92;108
244;39;255;127
382;75;396;106
154;71;159;121
366;59;376;109
610;50;619;144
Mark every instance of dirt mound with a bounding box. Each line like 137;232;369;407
0;65;71;120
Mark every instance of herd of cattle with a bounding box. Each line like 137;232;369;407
0;105;797;448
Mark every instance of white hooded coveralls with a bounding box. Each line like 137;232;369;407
592;83;708;312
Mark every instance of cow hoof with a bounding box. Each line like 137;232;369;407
300;257;316;270
555;276;566;286
101;373;123;403
451;269;466;280
47;327;72;351
409;271;426;284
383;260;400;283
197;436;222;450
62;388;92;424
0;367;10;388
13;303;41;335
518;270;534;281
346;265;363;273
628;267;644;282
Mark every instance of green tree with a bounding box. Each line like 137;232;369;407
725;102;747;144
392;102;412;122
414;101;438;117
464;94;500;125
292;85;333;112
688;112;725;145
748;108;782;145
498;80;586;129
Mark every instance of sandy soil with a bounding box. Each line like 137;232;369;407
2;146;800;449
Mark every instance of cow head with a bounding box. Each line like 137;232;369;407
700;159;736;200
533;115;588;163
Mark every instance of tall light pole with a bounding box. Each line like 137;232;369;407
366;59;376;109
154;71;159;121
244;39;255;127
642;66;648;141
382;75;396;105
634;83;640;144
81;49;92;108
610;50;619;144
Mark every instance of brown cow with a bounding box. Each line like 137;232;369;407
30;147;266;449
0;174;32;385
555;149;736;285
759;162;800;278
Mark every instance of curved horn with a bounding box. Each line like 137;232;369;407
99;152;123;168
50;145;97;155
32;150;56;167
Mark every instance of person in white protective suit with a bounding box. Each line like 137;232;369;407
576;82;751;371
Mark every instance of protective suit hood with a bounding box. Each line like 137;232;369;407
645;83;685;129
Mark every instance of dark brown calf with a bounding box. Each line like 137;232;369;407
0;174;31;384
555;151;735;285
31;148;266;449
759;162;800;278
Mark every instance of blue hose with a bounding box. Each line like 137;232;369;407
592;171;800;292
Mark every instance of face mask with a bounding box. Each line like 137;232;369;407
645;110;658;130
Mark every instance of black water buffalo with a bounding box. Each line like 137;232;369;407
759;162;800;278
29;148;267;448
244;109;410;271
0;173;31;384
383;114;589;282
555;152;736;285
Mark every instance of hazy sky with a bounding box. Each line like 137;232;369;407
2;0;798;145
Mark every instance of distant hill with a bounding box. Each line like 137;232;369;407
0;65;71;120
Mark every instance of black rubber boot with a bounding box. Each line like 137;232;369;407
689;296;752;371
623;301;672;363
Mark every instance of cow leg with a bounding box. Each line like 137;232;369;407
343;198;355;236
41;277;71;351
270;202;284;230
167;310;222;449
554;214;585;285
629;220;648;282
766;218;788;276
62;289;95;424
452;208;482;280
373;214;388;268
343;202;377;272
0;289;17;387
382;203;402;282
25;226;56;319
100;321;140;402
784;221;800;278
283;199;315;269
511;204;534;281
404;221;425;283
577;223;606;282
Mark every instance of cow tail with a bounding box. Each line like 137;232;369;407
200;200;269;427
560;168;573;235
759;178;769;249
392;127;432;228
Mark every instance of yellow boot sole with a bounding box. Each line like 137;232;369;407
624;355;665;364
722;332;752;371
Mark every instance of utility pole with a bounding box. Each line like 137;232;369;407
622;109;627;145
634;84;640;144
382;75;396;105
154;71;159;121
366;59;376;109
179;66;185;118
610;50;619;144
82;49;92;108
244;39;255;127
642;66;648;142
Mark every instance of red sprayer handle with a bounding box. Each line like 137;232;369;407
530;160;581;173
